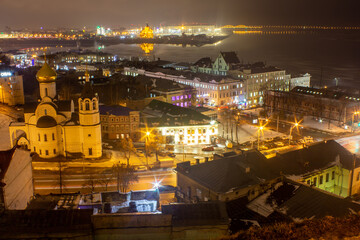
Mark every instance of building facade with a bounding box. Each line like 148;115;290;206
290;73;311;90
124;67;245;107
0;148;33;210
265;86;360;125
0;71;25;105
9;62;102;159
142;100;218;145
230;64;290;107
100;105;141;141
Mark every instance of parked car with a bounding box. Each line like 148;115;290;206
158;185;177;193
202;146;214;151
136;165;147;171
168;153;176;158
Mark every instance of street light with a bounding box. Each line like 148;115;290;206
145;131;151;167
257;125;264;150
0;85;3;104
352;112;360;133
289;122;300;145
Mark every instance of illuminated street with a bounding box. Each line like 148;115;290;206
33;169;176;195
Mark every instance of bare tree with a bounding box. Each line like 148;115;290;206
82;173;99;193
112;163;138;192
117;138;136;166
53;160;66;194
147;135;164;162
98;169;114;191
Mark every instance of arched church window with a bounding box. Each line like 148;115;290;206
85;101;90;111
93;100;96;110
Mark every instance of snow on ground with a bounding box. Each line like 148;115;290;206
301;116;349;134
0;114;13;150
219;123;285;144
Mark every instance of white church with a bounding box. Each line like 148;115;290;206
9;61;102;159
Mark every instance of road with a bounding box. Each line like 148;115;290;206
33;168;176;195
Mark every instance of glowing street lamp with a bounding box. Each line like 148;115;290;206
289;121;300;145
352;112;360;133
257;125;265;150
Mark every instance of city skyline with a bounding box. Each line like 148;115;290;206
1;0;360;30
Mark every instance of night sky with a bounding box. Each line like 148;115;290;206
1;0;360;30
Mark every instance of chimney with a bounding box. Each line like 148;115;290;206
196;159;200;165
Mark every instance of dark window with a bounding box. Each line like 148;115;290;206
39;149;42;155
357;173;360;182
45;150;49;155
52;133;55;140
93;101;96;110
313;177;317;186
89;148;93;156
44;109;47;115
326;173;329;182
320;175;323;185
44;134;47;142
88;134;91;137
34;147;36;152
332;171;335;180
38;134;40;141
45;88;48;96
53;149;56;154
85;101;90;110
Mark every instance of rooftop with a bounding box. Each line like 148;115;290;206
99;105;136;116
142;100;212;127
176;150;277;194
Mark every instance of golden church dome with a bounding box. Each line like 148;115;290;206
36;62;57;83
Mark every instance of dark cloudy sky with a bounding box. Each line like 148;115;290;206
1;0;359;30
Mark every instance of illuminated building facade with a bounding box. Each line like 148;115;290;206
9;63;102;159
191;52;240;76
0;71;25;105
230;63;290;106
124;67;245;107
142;100;218;145
100;105;141;141
140;24;154;39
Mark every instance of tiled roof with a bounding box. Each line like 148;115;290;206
268;140;357;176
221;52;240;64
143;100;211;127
176;151;277;193
0;147;16;180
274;180;360;219
99;105;134;116
193;57;212;68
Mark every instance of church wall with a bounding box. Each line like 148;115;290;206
30;126;60;158
39;82;56;99
81;125;102;158
63;125;83;155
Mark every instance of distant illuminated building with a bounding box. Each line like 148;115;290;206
96;26;112;36
140;24;154;39
140;43;154;54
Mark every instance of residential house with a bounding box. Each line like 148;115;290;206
0;147;33;210
99;105;141;141
175;150;280;203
